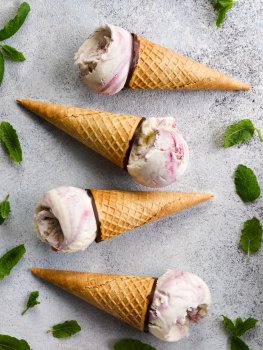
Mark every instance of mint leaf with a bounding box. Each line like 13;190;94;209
222;315;236;333
0;2;31;41
0;334;30;350
214;0;236;28
0;195;10;225
235;317;258;336
0;50;4;86
48;320;81;338
234;165;261;202
0;122;23;163
223;119;262;148
222;316;257;350
231;337;249;350
22;291;40;315
1;45;25;62
235;317;243;330
114;339;156;350
0;244;26;281
240;218;262;256
216;5;233;28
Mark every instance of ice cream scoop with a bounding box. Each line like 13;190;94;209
74;24;250;94
148;269;211;342
17;99;189;188
35;186;97;253
31;268;211;342
34;186;213;253
74;24;133;95
127;117;189;187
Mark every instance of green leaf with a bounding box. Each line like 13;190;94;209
240;218;262;255
223;119;262;148
0;244;26;281
0;122;23;163
22;291;40;315
214;0;236;28
0;334;30;350
0;195;10;225
222;315;236;333
1;45;26;62
215;0;234;7
231;337;249;350
114;339;156;350
235;317;258;336
216;5;233;27
48;320;81;339
0;2;31;41
234;164;261;202
0;51;4;86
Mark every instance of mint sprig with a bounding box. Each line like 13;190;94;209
114;339;156;350
0;122;23;163
234;165;261;202
0;244;26;281
0;334;30;350
214;0;237;28
240;217;262;256
222;315;257;349
231;337;249;350
22;291;40;315
0;195;11;225
1;45;26;62
0;2;30;86
48;320;81;338
224;119;263;148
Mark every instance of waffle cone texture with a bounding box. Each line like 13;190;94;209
31;268;156;331
128;35;250;91
90;190;214;241
17;99;142;168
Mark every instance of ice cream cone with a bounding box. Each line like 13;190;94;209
90;190;214;241
31;268;156;331
128;35;250;91
17;99;142;168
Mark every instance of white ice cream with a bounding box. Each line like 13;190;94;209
127;118;189;188
34;187;97;253
74;24;133;95
148;269;211;342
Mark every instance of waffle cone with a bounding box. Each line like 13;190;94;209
17;99;142;168
91;190;213;241
31;268;156;331
128;35;250;91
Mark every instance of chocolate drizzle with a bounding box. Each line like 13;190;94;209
123;117;144;171
86;189;102;242
144;277;158;332
125;34;140;88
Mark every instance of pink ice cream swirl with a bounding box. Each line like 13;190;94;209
34;187;97;253
148;269;211;342
74;24;133;95
127;117;189;188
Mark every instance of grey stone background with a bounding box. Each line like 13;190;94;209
0;0;262;349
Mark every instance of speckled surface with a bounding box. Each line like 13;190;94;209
0;1;262;349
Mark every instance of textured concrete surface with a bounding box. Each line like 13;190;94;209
0;0;262;349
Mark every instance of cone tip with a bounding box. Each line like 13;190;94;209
31;267;40;274
31;267;45;277
16;98;30;106
222;76;251;91
238;82;252;91
201;193;215;201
